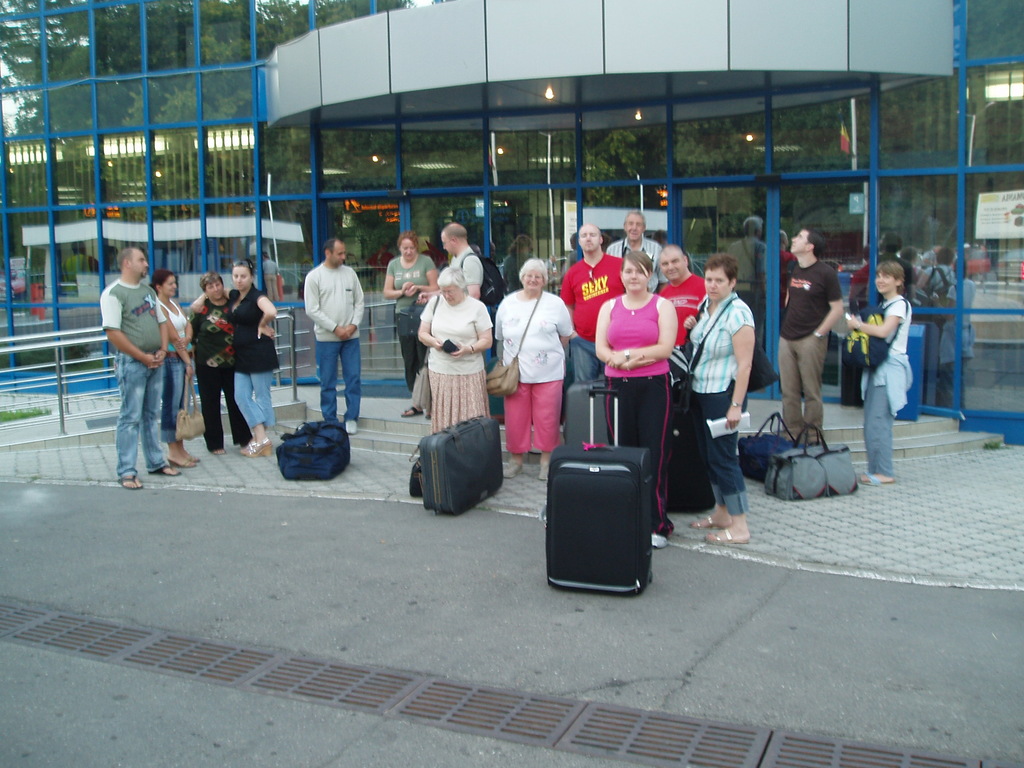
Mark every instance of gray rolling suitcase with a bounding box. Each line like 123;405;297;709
418;417;503;515
563;380;612;448
546;386;653;595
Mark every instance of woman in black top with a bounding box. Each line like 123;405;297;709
189;271;252;454
227;259;278;457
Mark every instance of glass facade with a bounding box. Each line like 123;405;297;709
2;0;1023;439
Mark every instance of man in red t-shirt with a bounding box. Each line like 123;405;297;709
560;223;624;382
658;245;705;346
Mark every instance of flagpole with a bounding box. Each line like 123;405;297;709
850;98;869;249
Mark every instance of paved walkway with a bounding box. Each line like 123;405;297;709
1;388;1021;591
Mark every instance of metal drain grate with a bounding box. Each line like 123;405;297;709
556;703;769;767
10;614;153;659
244;656;424;714
119;634;278;685
761;732;978;768
0;602;53;637
390;679;586;748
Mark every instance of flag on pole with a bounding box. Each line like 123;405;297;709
840;120;851;154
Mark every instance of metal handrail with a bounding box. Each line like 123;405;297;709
1;299;403;439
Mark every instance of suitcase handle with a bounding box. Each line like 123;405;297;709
586;383;619;446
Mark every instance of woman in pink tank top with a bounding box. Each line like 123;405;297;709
594;251;678;549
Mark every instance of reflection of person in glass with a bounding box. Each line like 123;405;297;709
501;234;534;292
848;261;912;485
383;230;438;418
595;251;677;549
727;215;765;310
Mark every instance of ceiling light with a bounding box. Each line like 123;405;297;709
635;110;642;121
745;134;755;142
544;86;554;100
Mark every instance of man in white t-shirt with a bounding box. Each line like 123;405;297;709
440;223;482;300
607;210;663;292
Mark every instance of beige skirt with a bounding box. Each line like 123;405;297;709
428;369;489;433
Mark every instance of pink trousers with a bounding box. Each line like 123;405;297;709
503;379;563;454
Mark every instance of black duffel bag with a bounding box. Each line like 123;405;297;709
276;421;351;480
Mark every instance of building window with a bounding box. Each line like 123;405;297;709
880;77;958;169
582;107;666;184
772;91;870;172
321;125;396;192
147;0;196;72
402;121;482;189
674;99;764;178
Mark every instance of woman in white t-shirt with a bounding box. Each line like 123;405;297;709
418;268;493;434
494;258;572;481
152;269;197;469
847;261;912;485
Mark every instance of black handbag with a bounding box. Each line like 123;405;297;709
748;344;778;392
409;456;423;497
396;302;426;337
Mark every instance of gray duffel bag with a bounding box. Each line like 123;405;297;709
764;426;858;500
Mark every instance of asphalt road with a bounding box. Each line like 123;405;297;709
1;481;1021;767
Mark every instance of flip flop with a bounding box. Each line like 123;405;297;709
689;516;729;530
119;475;143;490
705;529;750;545
148;465;181;476
168;457;198;469
859;474;895;486
401;407;424;418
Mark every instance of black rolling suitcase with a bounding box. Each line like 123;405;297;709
666;407;716;512
546;385;653;595
418;417;503;515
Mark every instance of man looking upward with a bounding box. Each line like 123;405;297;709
779;228;844;436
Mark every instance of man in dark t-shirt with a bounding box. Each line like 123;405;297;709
779;228;845;435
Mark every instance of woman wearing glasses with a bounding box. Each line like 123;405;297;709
227;259;278;457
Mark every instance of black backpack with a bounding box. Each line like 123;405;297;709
476;254;507;307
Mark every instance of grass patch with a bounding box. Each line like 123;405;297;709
983;439;1005;450
0;407;51;422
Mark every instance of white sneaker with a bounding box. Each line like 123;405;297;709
651;533;668;549
503;463;522;479
345;420;358;435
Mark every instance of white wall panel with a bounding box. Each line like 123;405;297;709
730;0;848;71
390;0;486;93
320;13;391;105
849;0;952;76
269;33;322;123
487;0;604;82
605;0;729;73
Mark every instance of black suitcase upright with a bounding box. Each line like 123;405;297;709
666;407;716;512
546;386;653;595
418;417;503;515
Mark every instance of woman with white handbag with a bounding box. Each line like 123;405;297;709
493;259;572;481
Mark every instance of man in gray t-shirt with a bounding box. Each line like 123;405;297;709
101;246;176;488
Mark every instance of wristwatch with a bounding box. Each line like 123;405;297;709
813;331;824;338
624;350;631;362
731;401;741;408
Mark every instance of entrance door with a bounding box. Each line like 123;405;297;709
680;180;868;400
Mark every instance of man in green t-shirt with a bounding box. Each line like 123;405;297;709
101;246;178;489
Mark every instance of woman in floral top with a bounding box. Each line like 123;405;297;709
188;272;252;454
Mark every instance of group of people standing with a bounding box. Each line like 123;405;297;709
105;216;913;552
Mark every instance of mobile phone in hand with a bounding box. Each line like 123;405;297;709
442;339;459;354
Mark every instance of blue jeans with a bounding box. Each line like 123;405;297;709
160;355;186;443
114;352;165;478
569;336;601;384
691;387;750;517
315;338;362;423
234;370;276;429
